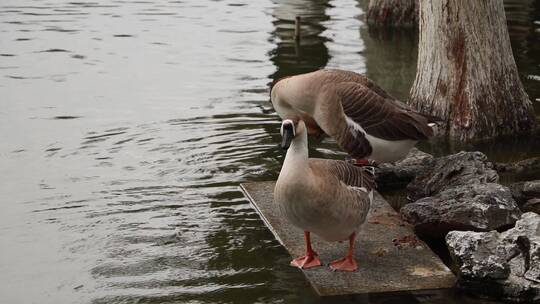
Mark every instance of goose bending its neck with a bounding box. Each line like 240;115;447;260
275;118;374;272
271;69;438;164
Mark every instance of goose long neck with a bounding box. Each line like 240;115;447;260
283;130;308;170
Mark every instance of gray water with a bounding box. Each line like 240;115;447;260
0;0;539;303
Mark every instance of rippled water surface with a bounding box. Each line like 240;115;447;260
1;0;539;303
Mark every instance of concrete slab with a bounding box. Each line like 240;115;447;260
240;181;455;297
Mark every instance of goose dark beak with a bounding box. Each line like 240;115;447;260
281;124;294;150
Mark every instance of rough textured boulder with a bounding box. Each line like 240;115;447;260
446;212;540;302
509;180;540;214
407;151;499;202
401;183;522;238
376;148;434;190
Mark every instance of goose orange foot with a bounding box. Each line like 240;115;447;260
329;232;358;272
291;231;322;269
290;253;322;269
329;256;358;272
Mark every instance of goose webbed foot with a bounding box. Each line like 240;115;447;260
329;255;358;272
291;231;322;269
290;252;321;269
329;232;358;272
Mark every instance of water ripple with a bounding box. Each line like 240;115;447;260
1;0;538;303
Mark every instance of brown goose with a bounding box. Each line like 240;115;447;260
274;118;375;271
270;69;437;164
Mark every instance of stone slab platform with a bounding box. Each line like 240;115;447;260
240;181;455;297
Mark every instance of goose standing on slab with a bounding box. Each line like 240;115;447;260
274;118;375;272
270;69;438;164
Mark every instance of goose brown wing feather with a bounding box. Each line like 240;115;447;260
312;92;373;159
309;158;376;191
334;82;434;141
319;69;395;100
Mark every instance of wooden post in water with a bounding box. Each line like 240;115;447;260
294;16;301;41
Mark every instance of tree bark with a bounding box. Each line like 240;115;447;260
366;0;418;27
409;0;536;141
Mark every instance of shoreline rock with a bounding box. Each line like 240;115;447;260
406;151;499;202
446;212;540;303
401;183;522;238
509;180;540;214
378;149;540;301
375;148;434;190
376;151;540;195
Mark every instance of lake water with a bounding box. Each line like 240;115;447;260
0;0;539;303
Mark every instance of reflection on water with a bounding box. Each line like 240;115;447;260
361;26;418;101
507;0;540;113
270;0;331;80
0;0;539;303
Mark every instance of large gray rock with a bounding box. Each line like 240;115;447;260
407;151;499;202
376;148;434;190
401;183;522;238
446;212;540;302
509;180;540;214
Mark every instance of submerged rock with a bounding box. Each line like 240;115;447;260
376;148;434;190
524;180;540;195
446;212;540;302
407;151;499;202
496;156;540;175
401;183;521;238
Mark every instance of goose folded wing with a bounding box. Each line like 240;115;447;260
336;82;434;141
309;159;376;191
322;69;396;100
312;90;373;159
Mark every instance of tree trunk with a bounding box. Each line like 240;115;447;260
366;0;418;27
409;0;536;141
